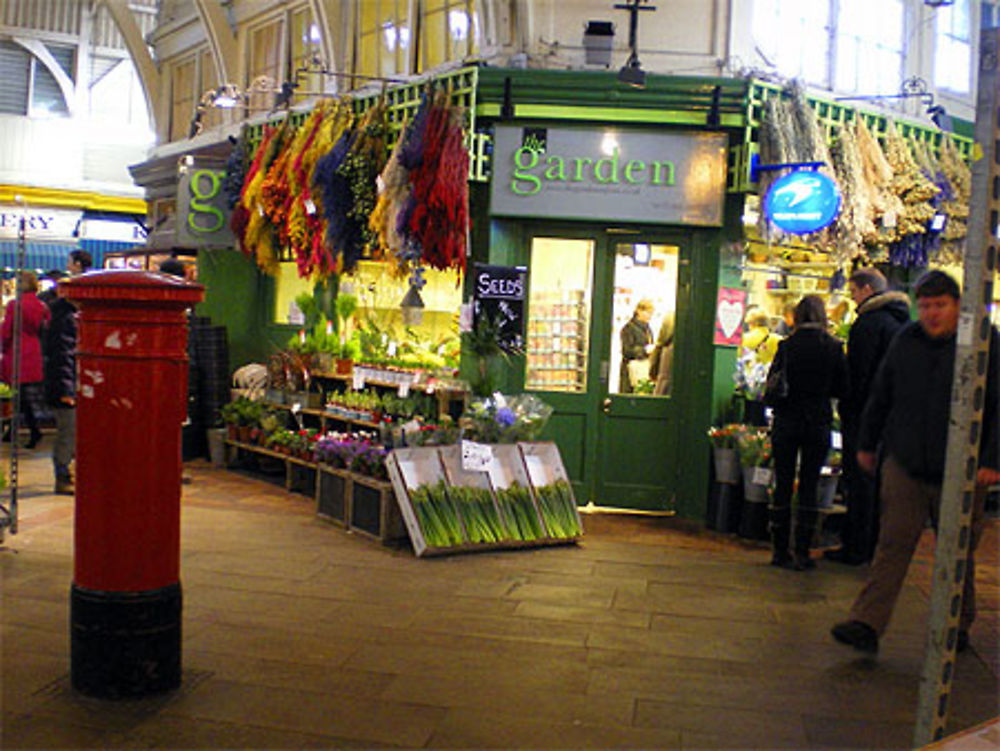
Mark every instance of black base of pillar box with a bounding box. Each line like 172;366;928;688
71;582;181;699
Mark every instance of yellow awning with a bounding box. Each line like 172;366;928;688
0;185;146;214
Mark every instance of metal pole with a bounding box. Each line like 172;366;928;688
913;27;999;747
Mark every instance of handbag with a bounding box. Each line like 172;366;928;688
763;352;789;406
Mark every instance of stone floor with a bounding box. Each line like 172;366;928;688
1;447;997;750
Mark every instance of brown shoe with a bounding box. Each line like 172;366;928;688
54;481;74;495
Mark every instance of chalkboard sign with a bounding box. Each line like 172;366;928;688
472;263;527;352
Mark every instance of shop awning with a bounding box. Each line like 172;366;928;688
0;241;76;273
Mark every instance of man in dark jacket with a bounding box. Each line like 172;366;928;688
43;284;77;494
832;270;1000;654
42;250;90;494
827;268;910;565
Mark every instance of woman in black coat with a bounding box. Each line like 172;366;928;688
766;295;848;570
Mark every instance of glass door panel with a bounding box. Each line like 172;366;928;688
524;237;594;393
609;243;680;396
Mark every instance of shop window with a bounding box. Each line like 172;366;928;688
198;49;224;131
0;40;31;115
30;44;74;118
935;0;972;93
355;0;411;79
168;57;195;141
835;0;904;95
248;18;284;112
752;0;832;88
273;261;461;353
608;243;678;397
274;262;315;325
290;5;324;98
419;0;477;71
525;238;594;394
0;41;74;117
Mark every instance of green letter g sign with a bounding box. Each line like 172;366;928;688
188;170;225;233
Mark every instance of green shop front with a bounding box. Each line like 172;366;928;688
470;70;749;519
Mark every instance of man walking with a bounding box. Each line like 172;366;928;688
826;268;909;565
832;270;1000;654
42;249;91;494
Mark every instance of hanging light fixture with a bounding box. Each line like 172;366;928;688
614;0;656;88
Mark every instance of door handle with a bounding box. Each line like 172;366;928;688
602;398;612;414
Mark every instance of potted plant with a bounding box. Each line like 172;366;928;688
335;293;358;373
462;313;523;397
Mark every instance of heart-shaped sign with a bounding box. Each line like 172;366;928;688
717;300;743;340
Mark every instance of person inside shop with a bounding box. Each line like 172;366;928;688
825;268;910;566
766;294;848;571
1;271;51;449
619;299;654;394
774;301;797;337
741;308;781;366
832;270;999;655
648;313;675;396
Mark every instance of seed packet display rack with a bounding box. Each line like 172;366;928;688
386;442;584;557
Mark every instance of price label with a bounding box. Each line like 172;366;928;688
752;467;773;486
831;431;842;450
398;382;410;398
353;370;366;390
461;440;493;472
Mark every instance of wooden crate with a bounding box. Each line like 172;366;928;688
518;441;583;540
316;466;352;527
386;446;450;556
350;474;407;543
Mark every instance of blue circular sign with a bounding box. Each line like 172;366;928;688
763;170;842;234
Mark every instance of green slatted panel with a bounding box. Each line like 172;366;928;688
737;80;974;193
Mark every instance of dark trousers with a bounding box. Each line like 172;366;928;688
770;418;830;556
839;413;879;560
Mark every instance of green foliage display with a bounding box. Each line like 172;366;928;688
534;481;582;538
494;483;544;541
408;481;466;547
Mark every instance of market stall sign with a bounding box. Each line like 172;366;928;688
490;126;727;226
0;206;82;241
176;165;234;247
472;263;526;352
763;170;841;234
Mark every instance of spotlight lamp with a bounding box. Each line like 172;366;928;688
614;0;656;89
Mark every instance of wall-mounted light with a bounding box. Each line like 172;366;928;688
583;21;615;67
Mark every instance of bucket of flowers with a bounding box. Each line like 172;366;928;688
706;423;746;484
735;428;773;502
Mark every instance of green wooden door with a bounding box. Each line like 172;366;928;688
520;227;690;510
592;233;692;511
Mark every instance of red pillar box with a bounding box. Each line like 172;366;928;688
63;270;203;698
